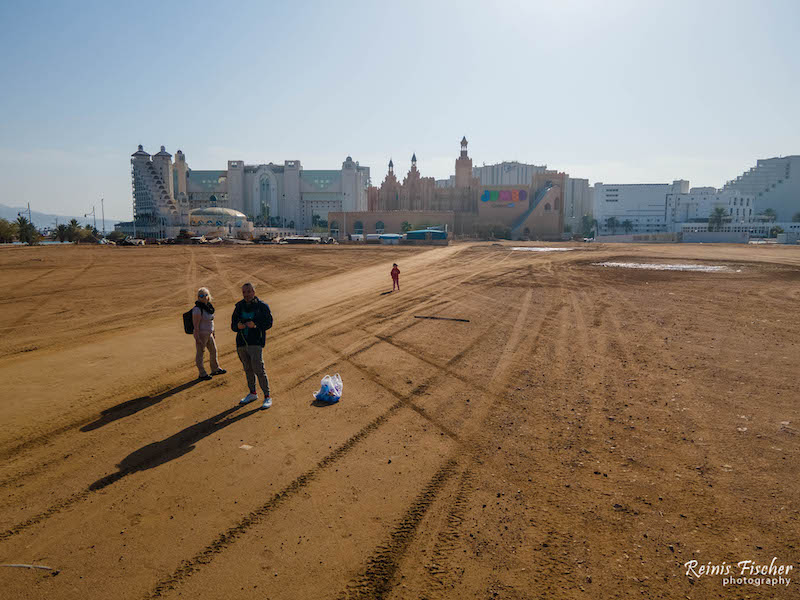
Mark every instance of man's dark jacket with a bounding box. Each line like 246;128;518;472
230;297;273;348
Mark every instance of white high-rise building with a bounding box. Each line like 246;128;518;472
667;188;756;230
472;161;547;186
723;156;800;221
563;177;591;233
593;180;688;234
125;146;369;234
436;161;547;188
129;145;188;236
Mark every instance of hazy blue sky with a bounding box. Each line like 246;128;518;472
1;0;798;220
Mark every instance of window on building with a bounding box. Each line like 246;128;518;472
354;220;364;235
375;221;385;234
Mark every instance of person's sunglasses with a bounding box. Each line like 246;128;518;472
198;293;207;298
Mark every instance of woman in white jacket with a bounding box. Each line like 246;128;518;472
193;287;226;381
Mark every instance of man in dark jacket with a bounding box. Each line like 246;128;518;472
231;282;274;409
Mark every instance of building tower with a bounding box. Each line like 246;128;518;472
152;146;174;201
455;136;473;189
174;149;187;197
130;144;180;236
173;149;190;222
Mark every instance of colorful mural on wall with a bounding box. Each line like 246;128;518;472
480;189;528;208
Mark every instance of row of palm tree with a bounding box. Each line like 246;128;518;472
0;216;39;244
602;217;634;235
52;218;99;242
0;216;101;244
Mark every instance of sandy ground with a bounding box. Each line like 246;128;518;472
1;241;799;600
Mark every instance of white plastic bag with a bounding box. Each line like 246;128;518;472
314;373;343;404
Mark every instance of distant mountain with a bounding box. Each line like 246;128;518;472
0;204;126;231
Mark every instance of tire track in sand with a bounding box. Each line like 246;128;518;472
1;259;505;581
419;468;476;599
140;253;517;596
336;460;460;600
0;253;469;468
0;249;504;544
334;288;569;600
378;283;575;599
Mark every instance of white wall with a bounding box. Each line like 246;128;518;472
593;181;686;234
666;189;756;231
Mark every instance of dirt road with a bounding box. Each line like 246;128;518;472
1;242;799;599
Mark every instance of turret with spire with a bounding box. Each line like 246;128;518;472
455;136;473;189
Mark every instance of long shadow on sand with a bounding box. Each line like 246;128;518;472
88;404;260;491
80;380;202;432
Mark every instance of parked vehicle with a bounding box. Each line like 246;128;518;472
119;237;145;246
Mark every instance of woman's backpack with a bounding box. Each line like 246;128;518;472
183;309;194;334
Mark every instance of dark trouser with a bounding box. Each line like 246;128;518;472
392;277;399;290
237;345;270;397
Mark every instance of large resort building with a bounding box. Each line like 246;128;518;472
120;138;590;241
119;146;369;238
330;138;585;240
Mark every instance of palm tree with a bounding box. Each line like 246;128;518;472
401;221;412;233
708;207;727;232
605;216;618;235
761;208;777;222
622;219;633;234
792;212;800;223
770;226;784;238
55;224;69;242
581;215;598;237
15;216;36;244
580;215;592;236
67;218;81;242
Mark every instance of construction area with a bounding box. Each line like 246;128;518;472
1;242;798;599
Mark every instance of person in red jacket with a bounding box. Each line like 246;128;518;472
391;263;400;291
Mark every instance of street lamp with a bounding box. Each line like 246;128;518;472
84;206;97;232
17;202;32;225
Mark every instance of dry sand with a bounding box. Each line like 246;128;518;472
1;241;799;599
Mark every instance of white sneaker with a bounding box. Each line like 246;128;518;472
239;392;258;405
261;397;272;410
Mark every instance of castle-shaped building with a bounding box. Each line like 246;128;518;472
369;137;479;213
330;138;570;240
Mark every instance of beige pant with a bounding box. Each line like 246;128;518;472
195;332;219;376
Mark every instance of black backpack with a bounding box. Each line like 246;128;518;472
183;309;194;334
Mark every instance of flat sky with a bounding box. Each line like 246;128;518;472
1;0;798;221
